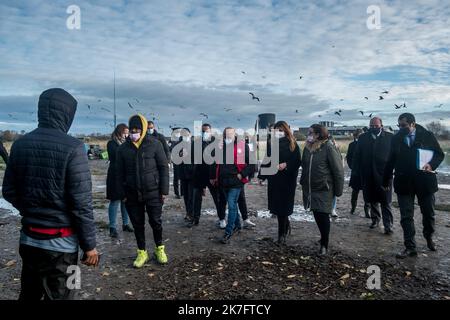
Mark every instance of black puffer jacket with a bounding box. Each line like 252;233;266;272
149;130;170;160
116;133;169;203
2;88;96;251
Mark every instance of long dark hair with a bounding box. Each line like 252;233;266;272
309;124;329;141
274;121;296;152
111;123;128;140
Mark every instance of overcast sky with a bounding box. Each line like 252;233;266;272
0;0;449;135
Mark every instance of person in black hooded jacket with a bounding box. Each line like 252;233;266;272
2;88;98;300
116;114;169;267
0;139;8;164
177;128;195;223
383;113;444;258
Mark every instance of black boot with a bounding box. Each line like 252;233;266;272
396;248;418;259
370;220;380;229
277;234;287;246
426;237;436;251
364;204;371;219
221;233;232;244
109;227;118;238
122;224;134;232
319;246;328;256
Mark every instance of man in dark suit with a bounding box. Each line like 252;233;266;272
346;129;370;218
383;113;444;258
353;117;394;234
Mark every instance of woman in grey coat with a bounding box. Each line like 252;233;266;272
300;124;344;255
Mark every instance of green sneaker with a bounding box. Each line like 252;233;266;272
154;245;168;264
133;249;149;268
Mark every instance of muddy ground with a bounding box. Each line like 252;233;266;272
0;160;449;300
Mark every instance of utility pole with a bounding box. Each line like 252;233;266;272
113;70;117;128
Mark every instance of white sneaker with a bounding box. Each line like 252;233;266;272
243;219;256;228
219;219;226;229
331;210;339;218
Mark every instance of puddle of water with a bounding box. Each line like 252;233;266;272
0;198;19;216
201;205;347;223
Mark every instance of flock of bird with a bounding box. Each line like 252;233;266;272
3;67;448;128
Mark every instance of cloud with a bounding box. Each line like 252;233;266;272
0;0;449;134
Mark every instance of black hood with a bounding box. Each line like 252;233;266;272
38;88;77;133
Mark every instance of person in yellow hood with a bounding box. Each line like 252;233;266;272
116;114;170;266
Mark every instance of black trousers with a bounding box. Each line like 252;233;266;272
370;201;394;230
193;183;223;221
19;244;78;300
277;215;290;238
397;193;436;250
218;186;249;221
350;188;370;215
313;212;331;249
173;164;181;196
126;200;163;249
180;179;194;218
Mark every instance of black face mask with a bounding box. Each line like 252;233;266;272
398;127;410;135
369;127;382;135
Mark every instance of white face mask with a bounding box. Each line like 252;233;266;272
183;136;191;142
225;138;234;145
275;131;285;139
148;128;154;134
202;132;211;141
306;135;315;143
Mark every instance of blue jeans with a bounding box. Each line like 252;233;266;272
108;200;129;229
224;188;242;236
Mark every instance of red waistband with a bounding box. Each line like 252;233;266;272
28;226;74;238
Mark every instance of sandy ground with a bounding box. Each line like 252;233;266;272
0;160;449;300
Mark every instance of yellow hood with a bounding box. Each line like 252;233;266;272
129;114;148;149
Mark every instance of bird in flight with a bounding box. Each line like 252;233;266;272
241;71;246;75
364;97;369;100
249;92;260;102
381;90;389;94
97;99;102;102
178;105;186;109
128;102;134;109
134;98;140;103
200;113;208;119
318;115;322;118
368;113;373;118
87;104;91;110
299;76;303;79
359;111;364;116
295;109;299;113
101;107;112;113
395;104;402;109
334;111;341;116
379;96;384;100
224;108;232;112
434;104;443;108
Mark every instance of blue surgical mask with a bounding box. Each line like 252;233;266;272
148;128;154;135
